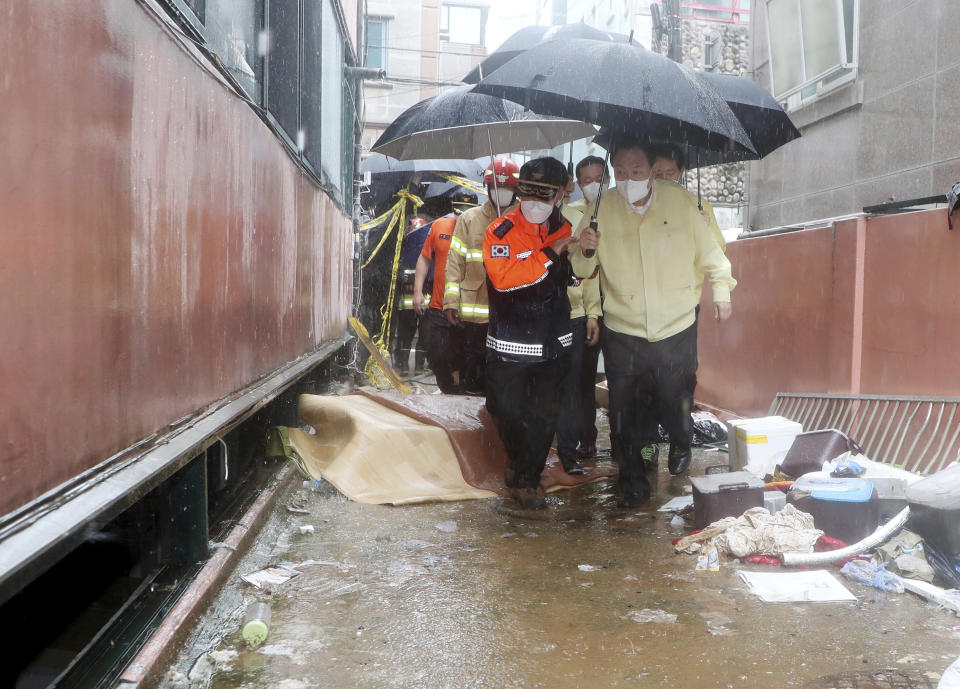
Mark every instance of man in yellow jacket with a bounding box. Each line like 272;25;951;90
443;158;520;394
556;156;608;469
571;139;735;507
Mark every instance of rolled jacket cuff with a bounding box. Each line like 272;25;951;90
711;285;732;302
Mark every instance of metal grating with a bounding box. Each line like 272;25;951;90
768;393;960;476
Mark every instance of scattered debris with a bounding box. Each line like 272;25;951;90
738;569;856;603
241;565;302;589
298;524;315;535
696;545;720;572
242;602;272;649
435;520;458;533
578;564;597;572
657;495;694;513
187;653;216;684
627;608;677;624
670;514;685;528
208;540;236;551
840;560;904;593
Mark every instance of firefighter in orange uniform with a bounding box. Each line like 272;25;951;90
413;212;463;393
483;157;593;510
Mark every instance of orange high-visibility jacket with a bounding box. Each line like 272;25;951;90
482;206;575;363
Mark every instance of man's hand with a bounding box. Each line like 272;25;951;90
444;308;462;326
714;301;732;322
585;317;600;346
579;226;599;254
550;235;578;254
413;291;426;315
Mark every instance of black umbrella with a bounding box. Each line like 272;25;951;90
360;153;486;177
591;73;800;167
698;71;800;159
462;23;627;84
471;38;755;156
370;86;595;161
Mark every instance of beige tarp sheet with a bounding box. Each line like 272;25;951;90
287;393;616;505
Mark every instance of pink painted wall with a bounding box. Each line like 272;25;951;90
697;209;960;417
0;1;353;516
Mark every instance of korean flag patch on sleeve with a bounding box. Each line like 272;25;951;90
490;244;510;258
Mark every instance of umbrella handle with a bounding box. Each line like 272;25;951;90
584;218;597;258
584;147;612;259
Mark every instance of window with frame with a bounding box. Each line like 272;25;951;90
440;4;485;46
681;0;750;24
766;0;857;107
365;18;388;71
205;0;265;102
266;0;300;142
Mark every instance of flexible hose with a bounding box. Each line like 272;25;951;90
781;506;910;566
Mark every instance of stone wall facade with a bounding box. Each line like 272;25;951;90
654;19;750;207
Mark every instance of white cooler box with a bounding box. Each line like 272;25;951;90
726;416;803;476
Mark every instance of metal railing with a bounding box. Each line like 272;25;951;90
768;393;960;475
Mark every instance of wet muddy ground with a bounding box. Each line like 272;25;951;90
161;407;959;689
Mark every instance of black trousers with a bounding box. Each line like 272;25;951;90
556;318;586;460
460;321;488;394
392;310;426;371
603;323;698;496
425;308;465;394
486;355;568;490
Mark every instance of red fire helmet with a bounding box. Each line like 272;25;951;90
482;158;520;187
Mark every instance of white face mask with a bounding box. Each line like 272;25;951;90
492;188;515;209
617;176;651;205
520;199;554;225
580;181;605;203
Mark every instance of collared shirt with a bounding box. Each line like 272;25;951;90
570;179;736;342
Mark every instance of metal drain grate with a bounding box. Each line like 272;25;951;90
768;393;960;475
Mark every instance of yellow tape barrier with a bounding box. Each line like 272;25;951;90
358;187;423;389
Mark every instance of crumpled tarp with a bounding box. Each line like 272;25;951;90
276;393;615;505
678;504;823;557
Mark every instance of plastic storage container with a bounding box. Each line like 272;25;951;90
905;464;960;556
779;429;864;478
691;469;765;529
764;490;786;514
242;602;272;649
788;477;879;543
870;477;908;520
727;416;803;476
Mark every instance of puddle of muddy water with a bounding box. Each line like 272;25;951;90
164;448;960;689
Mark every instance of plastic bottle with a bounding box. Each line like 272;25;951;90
302;479;323;492
242;602;272;649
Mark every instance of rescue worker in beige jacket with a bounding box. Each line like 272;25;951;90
442;158;520;394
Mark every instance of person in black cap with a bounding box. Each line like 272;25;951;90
481;157;598;509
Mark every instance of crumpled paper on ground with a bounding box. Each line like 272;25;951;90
678;504;823;557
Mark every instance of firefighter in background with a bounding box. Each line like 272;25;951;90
413;193;479;393
483;157;597;510
394;216;430;376
443;158;520;395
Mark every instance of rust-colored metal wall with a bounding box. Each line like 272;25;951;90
0;1;352;516
698;209;960;417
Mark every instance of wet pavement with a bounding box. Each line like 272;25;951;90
161;420;960;689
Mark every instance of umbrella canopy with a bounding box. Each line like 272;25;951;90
424;180;488;199
462;23;627;84
592;73;800;168
472;38;755;156
360;153;486;177
698;72;800;159
371;86;596;160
